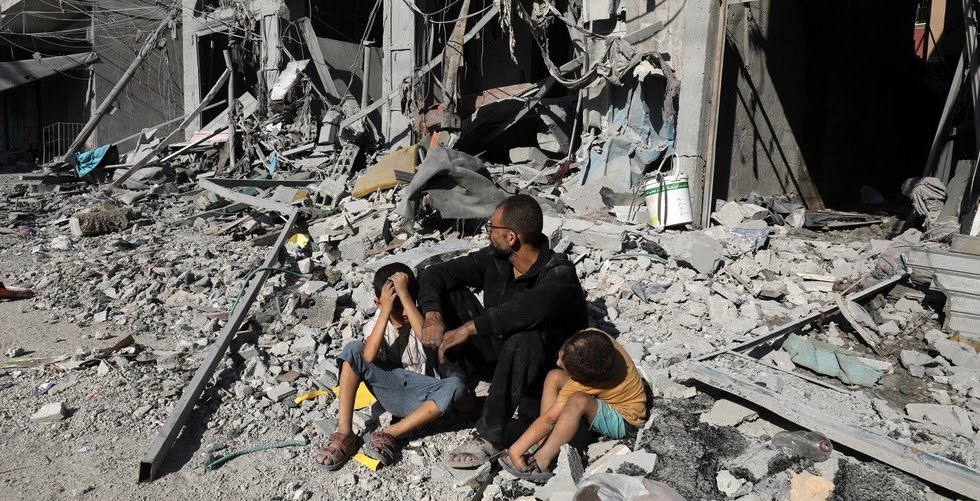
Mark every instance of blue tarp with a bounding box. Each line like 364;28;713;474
73;144;117;178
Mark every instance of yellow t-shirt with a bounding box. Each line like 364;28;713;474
557;335;648;427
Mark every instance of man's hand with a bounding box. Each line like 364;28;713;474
439;322;477;363
421;311;446;349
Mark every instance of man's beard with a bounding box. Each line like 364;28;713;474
489;241;513;259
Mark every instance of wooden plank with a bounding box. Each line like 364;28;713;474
296;17;340;101
700;0;728;227
683;361;980;500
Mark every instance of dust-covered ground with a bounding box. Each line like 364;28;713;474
1;168;976;501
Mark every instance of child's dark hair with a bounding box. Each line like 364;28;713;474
372;262;419;298
561;328;616;384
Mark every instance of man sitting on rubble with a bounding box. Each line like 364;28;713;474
417;194;588;468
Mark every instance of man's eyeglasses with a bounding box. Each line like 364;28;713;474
485;222;511;233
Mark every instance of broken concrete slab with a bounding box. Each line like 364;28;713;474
711;202;745;227
726;445;780;480
900;350;936;369
563;219;625;252
583;446;657;478
905;403;975;436
31;402;66;423
266;382;297;402
700;399;759;427
666;232;723;275
933;338;980;369
303;288;338;330
716;469;750;497
535;444;584;500
290;335;317;353
508;146;550;164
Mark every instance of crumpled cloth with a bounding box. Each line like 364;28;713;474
397;146;507;222
72;144;118;178
901;177;947;225
573;473;687;501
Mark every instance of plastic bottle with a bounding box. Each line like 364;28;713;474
771;431;833;462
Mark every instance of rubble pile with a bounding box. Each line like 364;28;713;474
3;161;980;500
0;1;978;497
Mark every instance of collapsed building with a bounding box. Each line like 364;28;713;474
2;0;980;500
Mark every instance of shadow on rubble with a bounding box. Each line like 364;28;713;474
587;297;624;338
155;328;262;479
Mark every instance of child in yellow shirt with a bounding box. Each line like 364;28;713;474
501;328;648;482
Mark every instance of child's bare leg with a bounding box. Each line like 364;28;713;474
384;400;441;439
336;361;358;436
532;392;598;471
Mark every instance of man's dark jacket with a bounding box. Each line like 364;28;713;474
417;240;588;342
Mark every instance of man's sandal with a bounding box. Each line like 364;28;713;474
499;454;554;484
314;432;360;471
444;432;502;469
364;431;397;466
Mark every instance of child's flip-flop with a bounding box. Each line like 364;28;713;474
498;454;554;484
444;433;502;469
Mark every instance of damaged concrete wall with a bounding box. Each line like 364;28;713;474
711;1;822;211
91;0;182;148
582;0;684;132
317;38;383;104
713;0;934;210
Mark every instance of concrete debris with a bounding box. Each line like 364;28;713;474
665;232;723;275
905;403;975;436
31;402;67;423
699;399;759;427
932;338;980;369
0;2;977;497
716;469;750;497
535;444;585;500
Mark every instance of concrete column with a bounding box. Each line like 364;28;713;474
673;0;721;227
261;15;281;92
382;0;414;148
181;0;201;138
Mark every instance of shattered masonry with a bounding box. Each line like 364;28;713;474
2;0;980;500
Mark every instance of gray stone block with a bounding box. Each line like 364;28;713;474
668;232;723;275
31;402;66;423
899;350;934;369
699;399;758;427
267;382;297;402
933;339;980;369
906;403;974;436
